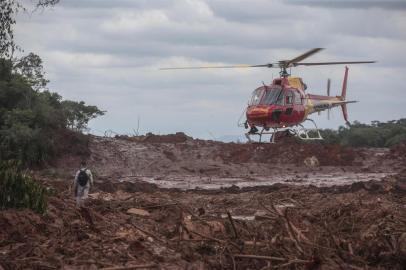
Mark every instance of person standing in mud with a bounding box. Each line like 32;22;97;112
73;161;94;207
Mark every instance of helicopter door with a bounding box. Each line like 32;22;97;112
293;90;305;123
284;90;294;115
279;90;294;124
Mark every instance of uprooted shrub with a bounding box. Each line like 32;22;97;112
0;160;49;214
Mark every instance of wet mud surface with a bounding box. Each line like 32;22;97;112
85;135;402;189
136;172;391;190
1;135;406;269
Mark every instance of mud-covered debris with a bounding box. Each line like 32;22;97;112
304;156;319;167
254;210;268;220
56;135;404;183
399;233;406;257
2;173;405;269
127;208;150;216
143;132;192;143
2;136;405;269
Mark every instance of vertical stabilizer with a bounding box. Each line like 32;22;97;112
341;66;349;100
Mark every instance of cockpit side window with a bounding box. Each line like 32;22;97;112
294;90;303;105
285;90;294;105
249;87;265;106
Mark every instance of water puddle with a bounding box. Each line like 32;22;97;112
127;172;390;190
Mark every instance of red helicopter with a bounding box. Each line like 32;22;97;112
161;48;375;142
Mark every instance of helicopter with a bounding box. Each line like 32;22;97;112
161;48;375;142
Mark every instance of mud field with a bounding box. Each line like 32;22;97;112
1;134;406;269
58;133;403;188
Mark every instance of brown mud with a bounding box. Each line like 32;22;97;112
1;134;406;269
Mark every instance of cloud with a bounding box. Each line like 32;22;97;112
287;0;406;10
13;0;406;138
101;10;170;32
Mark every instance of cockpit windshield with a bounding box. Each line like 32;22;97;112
260;87;282;105
249;87;283;106
249;87;265;106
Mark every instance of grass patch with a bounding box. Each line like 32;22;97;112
0;160;49;214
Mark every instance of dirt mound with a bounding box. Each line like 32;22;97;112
94;178;159;193
216;141;357;166
300;144;357;166
49;129;90;168
143;132;192;143
216;143;256;163
50;129;88;159
116;132;192;144
0;210;46;242
393;169;406;194
389;142;406;161
54;134;400;186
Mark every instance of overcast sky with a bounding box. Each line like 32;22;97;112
15;0;406;139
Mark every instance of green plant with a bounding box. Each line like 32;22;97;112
0;160;49;213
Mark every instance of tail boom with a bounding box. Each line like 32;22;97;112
304;66;355;124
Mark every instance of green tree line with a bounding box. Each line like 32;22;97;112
319;119;406;147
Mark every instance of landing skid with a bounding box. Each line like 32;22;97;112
245;119;323;143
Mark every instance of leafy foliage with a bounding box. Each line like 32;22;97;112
0;0;18;58
0;160;49;214
0;57;104;165
62;100;105;132
13;52;49;91
0;0;59;57
320;119;406;147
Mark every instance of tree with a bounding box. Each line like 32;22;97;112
0;58;13;80
13;53;49;91
62;101;105;132
0;0;59;57
0;58;104;164
0;1;18;58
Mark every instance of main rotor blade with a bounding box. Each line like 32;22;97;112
160;64;273;70
284;48;324;67
293;61;376;66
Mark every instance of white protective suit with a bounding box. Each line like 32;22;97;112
73;167;94;207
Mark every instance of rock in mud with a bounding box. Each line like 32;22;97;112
127;208;150;216
393;174;406;193
304;156;320;167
